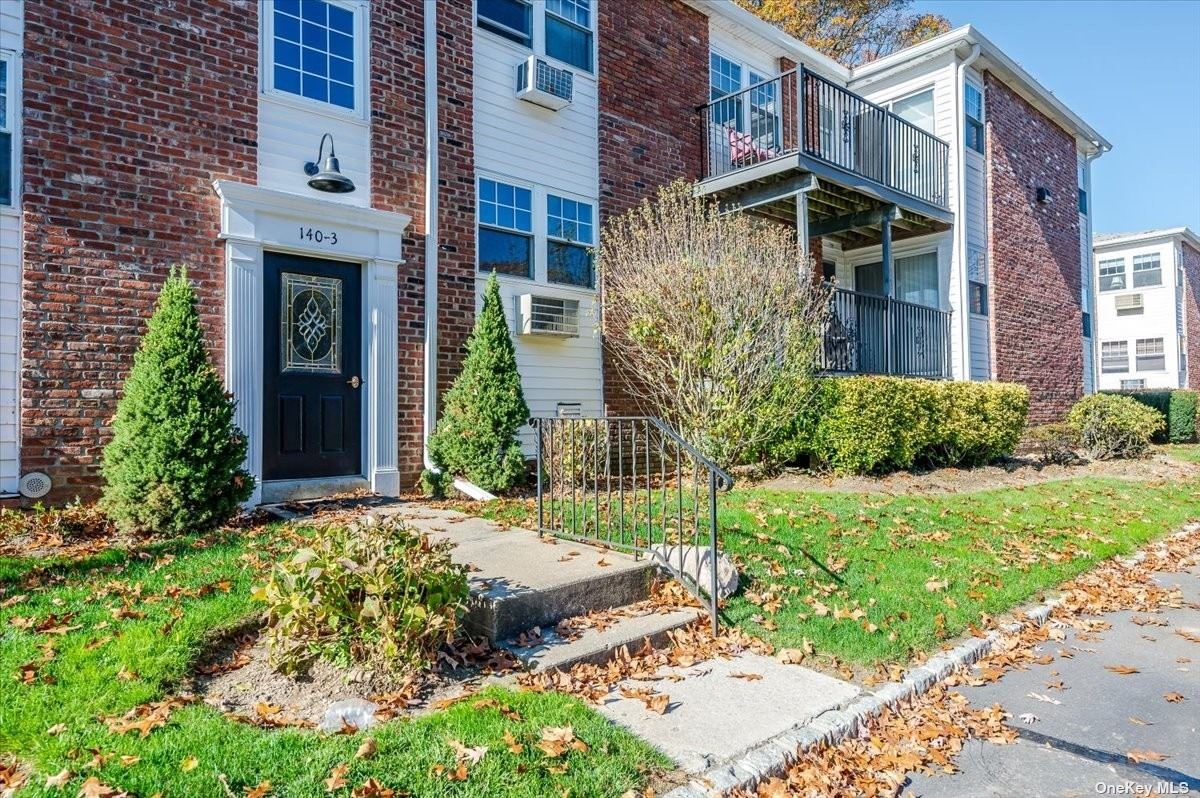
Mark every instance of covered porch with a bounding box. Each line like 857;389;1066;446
697;66;955;379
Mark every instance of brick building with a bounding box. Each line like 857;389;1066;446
0;1;1108;502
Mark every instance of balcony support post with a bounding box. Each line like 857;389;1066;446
881;214;894;374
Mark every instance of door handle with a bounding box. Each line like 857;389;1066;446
346;375;362;389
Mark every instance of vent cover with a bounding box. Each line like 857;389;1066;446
516;294;580;337
515;55;574;110
19;472;52;499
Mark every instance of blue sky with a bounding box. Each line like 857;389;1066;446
914;0;1200;235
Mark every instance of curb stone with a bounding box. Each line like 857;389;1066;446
664;522;1199;798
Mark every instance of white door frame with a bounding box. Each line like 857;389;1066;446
213;181;411;505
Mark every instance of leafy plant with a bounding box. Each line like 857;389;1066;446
541;420;611;489
1026;423;1081;466
418;468;451;499
254;516;469;676
101;266;253;535
428;272;530;493
1167;390;1199;444
1067;393;1165;460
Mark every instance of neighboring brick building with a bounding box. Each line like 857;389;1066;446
1092;228;1200;392
0;2;1109;503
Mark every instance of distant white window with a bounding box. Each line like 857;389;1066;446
0;54;13;206
890;88;935;134
1101;341;1128;373
1135;337;1165;371
1132;253;1162;288
964;82;984;154
547;194;594;288
267;0;361;112
478;177;534;278
1098;258;1126;292
1120;379;1145;390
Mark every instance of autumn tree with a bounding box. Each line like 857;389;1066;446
736;0;950;67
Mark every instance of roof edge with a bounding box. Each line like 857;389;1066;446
1094;227;1200;252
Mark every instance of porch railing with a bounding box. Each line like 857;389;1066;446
702;66;950;210
531;416;734;635
819;287;952;378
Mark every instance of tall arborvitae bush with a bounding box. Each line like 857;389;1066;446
102;267;253;534
428;272;530;492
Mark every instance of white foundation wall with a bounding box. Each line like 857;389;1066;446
473;28;603;453
0;0;22;495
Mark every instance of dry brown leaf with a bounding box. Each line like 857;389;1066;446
1105;664;1140;675
1127;748;1168;764
180;755;199;772
1164;692;1186;703
44;768;71;790
245;782;273;798
729;671;763;681
323;763;349;792
502;729;524;754
354;737;377;760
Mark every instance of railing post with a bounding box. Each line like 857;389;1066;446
882;112;891;189
796;66;805;155
708;469;719;636
535;420;544;537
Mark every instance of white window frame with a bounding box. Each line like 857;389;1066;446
1098;257;1126;292
1120;378;1145;391
1131;253;1162;288
546;191;596;288
477;175;536;281
964;80;984;155
475;0;597;76
887;86;936;135
1101;340;1128;374
1135;337;1166;372
0;50;17;209
261;0;370;121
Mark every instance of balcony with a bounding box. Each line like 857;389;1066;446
819;288;952;379
699;66;952;247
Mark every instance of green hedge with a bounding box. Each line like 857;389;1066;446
1105;389;1199;444
800;376;1029;475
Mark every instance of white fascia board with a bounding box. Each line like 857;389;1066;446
1094;227;1200;253
681;0;850;82
850;25;1111;156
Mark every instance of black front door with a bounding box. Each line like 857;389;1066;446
263;252;362;481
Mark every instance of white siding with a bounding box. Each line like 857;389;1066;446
473;28;602;452
0;0;22;495
1094;240;1184;390
709;21;780;79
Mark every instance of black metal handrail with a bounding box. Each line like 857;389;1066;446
701;67;950;210
531;416;734;635
819;287;952;378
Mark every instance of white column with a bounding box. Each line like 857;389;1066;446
225;240;264;506
366;259;400;496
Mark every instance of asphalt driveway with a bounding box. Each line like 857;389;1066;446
905;567;1199;797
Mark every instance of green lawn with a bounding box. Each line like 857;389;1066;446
0;525;666;797
718;476;1200;664
1164;443;1200;463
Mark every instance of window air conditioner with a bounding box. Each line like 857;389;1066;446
515;294;580;337
515;55;573;111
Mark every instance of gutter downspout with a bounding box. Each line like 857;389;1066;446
955;43;981;382
1081;143;1108;393
421;2;440;474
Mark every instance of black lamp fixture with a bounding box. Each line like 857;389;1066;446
1035;186;1053;204
304;133;355;194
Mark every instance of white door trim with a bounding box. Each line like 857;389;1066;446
213;180;411;504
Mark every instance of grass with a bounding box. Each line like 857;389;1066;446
1164;443;1200;462
0;524;666;797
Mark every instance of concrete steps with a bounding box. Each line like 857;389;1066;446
502;607;704;672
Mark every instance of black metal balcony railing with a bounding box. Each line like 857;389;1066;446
819;288;952;378
702;66;950;210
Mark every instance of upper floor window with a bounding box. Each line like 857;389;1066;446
1132;253;1162;288
964;82;984;154
547;194;595;287
479;178;534;279
0;55;12;206
1098;258;1125;291
545;0;593;72
1135;337;1165;371
1101;340;1128;373
890;88;935;134
268;0;359;112
477;0;593;73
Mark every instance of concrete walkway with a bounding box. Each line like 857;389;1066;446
906;566;1200;796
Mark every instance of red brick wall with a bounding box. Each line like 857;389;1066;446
984;74;1083;423
598;0;708;414
373;0;476;487
20;0;260;500
1183;241;1200;390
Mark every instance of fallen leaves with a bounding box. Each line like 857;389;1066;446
1104;664;1140;675
44;768;71;789
323;763;349;792
1164;692;1186;703
102;695;193;739
620;686;670;714
535;726;589;758
1127;748;1168;764
354;737;377;760
180;755;199;772
729;671;763;681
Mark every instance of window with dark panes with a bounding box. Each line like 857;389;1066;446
477;0;532;46
964;83;984;154
547;194;594;287
271;0;357;110
545;0;592;72
478;178;534;278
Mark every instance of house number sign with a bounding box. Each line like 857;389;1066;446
299;226;339;246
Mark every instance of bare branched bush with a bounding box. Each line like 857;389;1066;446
599;181;830;466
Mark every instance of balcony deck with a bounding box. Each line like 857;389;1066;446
820;288;952;379
698;67;953;250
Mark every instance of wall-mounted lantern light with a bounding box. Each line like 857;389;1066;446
1035;186;1053;204
304;133;355;194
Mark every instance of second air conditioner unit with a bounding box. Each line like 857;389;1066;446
515;55;574;111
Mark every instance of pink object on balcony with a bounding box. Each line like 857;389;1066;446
727;126;776;165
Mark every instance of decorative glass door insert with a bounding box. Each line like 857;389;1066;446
281;272;342;374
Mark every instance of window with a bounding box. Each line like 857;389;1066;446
1120;379;1146;390
1115;293;1144;316
895;252;939;308
478;178;534;278
0;55;11;206
821;260;837;282
1132;253;1162;288
1135;337;1165;371
1101;341;1128;373
968;246;988;315
269;0;358;111
964;83;984;154
1077;188;1088;215
709;52;743;130
1081;311;1092;338
1098;258;1126;291
890;88;935;134
545;0;592;72
477;0;532;46
547;194;594;287
969;282;988;315
748;70;780;149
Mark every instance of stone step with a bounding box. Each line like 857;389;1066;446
501;607;705;672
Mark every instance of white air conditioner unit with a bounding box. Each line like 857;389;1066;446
515;55;573;111
515;294;580;337
1115;293;1144;315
